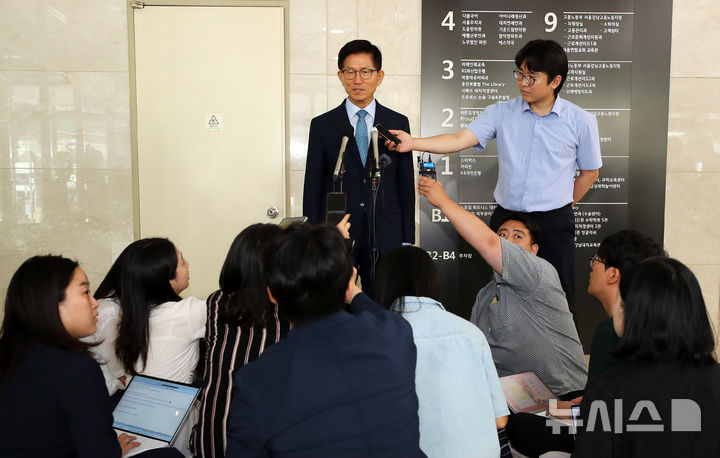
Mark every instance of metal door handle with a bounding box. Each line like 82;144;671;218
267;206;279;218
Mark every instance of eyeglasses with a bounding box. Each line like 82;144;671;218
341;68;377;80
513;70;537;86
589;253;607;269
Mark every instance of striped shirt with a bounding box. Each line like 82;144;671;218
190;290;290;458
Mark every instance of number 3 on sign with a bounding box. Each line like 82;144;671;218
441;11;455;31
442;60;454;80
544;12;557;32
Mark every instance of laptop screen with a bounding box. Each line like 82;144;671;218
113;375;200;442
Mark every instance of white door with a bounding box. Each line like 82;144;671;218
133;4;286;299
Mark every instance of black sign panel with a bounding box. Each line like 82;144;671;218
420;0;671;349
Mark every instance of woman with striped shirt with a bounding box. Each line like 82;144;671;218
190;224;290;458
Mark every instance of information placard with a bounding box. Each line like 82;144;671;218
420;0;671;348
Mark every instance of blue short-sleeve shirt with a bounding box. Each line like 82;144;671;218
467;96;602;212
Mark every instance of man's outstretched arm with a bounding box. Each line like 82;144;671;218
418;176;503;275
386;128;478;155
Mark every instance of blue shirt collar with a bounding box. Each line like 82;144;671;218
345;98;377;121
390;296;445;313
521;94;565;117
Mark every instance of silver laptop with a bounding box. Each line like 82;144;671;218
113;374;200;456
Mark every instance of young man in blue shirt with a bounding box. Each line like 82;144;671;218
390;39;602;323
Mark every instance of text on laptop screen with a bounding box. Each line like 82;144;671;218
113;377;198;442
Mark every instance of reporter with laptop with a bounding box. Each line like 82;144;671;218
0;255;181;457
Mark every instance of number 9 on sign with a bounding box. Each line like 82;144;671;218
544;12;557;32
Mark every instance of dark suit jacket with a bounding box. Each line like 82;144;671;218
302;100;415;253
225;293;426;458
0;341;122;458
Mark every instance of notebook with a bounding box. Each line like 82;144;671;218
499;371;557;414
113;374;200;456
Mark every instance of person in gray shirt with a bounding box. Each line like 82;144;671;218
418;176;587;397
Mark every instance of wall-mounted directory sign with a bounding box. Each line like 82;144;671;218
420;0;672;349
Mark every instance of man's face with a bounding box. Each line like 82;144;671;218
516;60;560;106
587;254;608;299
337;52;384;108
587;252;619;316
497;220;538;255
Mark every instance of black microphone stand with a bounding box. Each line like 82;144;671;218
368;163;382;287
333;164;345;192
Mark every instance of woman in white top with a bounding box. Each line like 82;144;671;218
89;238;206;394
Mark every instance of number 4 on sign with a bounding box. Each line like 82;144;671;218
442;11;455;31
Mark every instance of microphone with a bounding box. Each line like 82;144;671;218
370;127;380;173
333;124;354;183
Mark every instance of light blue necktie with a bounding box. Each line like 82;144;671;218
355;109;368;166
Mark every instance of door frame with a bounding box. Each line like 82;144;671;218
126;0;290;238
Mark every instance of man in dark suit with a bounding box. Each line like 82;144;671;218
225;224;425;458
303;39;415;296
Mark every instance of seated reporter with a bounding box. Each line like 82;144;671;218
0;255;181;458
375;246;510;458
574;257;720;457
88;237;206;393
418;177;586;397
507;229;667;457
190;223;290;458
225;224;425;457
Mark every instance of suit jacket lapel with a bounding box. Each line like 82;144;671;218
335;100;365;169
374;100;386;127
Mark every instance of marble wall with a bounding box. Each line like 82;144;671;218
0;0;133;310
1;0;718;333
665;0;720;331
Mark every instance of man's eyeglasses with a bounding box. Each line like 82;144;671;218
513;70;537;86
589;253;607;269
341;68;377;80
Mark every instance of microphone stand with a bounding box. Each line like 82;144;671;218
334;163;346;192
368;129;382;286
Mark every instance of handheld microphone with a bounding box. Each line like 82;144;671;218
333;124;354;182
